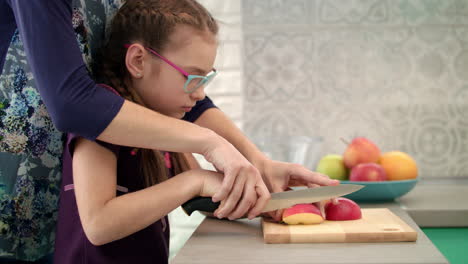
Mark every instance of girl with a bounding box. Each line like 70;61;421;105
54;0;227;263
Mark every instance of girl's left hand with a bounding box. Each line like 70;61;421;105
255;158;340;221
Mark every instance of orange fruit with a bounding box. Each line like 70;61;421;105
379;151;418;181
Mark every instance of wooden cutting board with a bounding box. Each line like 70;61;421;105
262;208;417;244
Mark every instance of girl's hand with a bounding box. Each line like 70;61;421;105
195;169;224;198
201;136;271;220
256;158;340;222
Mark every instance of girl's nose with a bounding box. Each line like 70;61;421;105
190;86;206;101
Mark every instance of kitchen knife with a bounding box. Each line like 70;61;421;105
182;184;364;216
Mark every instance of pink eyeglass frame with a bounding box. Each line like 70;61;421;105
124;44;217;93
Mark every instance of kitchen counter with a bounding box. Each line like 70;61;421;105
171;203;448;264
397;178;468;227
171;178;467;263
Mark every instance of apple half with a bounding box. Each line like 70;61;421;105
324;197;362;221
282;203;324;225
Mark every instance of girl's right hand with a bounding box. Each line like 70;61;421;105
192;169;245;219
201;135;271;220
194;169;224;198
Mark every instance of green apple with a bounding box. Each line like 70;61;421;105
316;154;349;180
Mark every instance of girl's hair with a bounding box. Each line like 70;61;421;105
94;0;218;186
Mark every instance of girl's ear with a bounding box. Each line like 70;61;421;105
125;44;146;78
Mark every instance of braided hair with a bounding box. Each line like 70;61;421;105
93;0;218;186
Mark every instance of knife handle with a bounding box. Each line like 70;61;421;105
182;197;220;216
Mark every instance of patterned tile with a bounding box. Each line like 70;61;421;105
243;0;315;25
316;0;468;25
244;32;316;102
394;0;468;25
244;102;314;140
198;0;241;15
317;0;391;25
209;71;242;94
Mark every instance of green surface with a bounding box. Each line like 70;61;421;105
422;228;468;264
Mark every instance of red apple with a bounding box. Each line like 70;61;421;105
282;203;324;225
324;198;362;221
343;137;381;168
350;163;387;181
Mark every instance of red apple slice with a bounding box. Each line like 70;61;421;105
282;203;324;225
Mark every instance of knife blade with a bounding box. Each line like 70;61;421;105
182;184;364;216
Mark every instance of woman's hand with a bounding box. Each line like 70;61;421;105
201;135;271;220
255;158;340;221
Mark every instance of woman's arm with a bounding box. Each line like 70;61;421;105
7;0;123;138
7;0;219;155
194;108;267;169
7;0;215;152
98;100;219;153
0;1;16;71
72;137;222;246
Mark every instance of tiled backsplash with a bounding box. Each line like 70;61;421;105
241;0;468;178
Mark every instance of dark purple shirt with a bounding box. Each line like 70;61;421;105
54;133;172;264
0;0;216;139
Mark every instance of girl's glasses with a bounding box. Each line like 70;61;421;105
124;44;217;93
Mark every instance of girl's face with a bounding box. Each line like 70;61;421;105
127;25;218;119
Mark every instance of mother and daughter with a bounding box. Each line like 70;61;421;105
0;0;338;263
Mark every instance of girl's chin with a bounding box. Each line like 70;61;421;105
160;110;184;119
171;111;185;119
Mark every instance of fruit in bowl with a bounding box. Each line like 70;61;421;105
343;137;380;169
282;203;324;225
350;163;387;181
316;154;348;180
315;137;419;201
379;151;418;181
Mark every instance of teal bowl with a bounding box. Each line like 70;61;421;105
339;179;419;202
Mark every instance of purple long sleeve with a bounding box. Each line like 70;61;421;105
1;0;217;140
3;0;124;140
0;1;16;71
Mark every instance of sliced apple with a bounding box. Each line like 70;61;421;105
282;203;324;225
324;197;362;221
